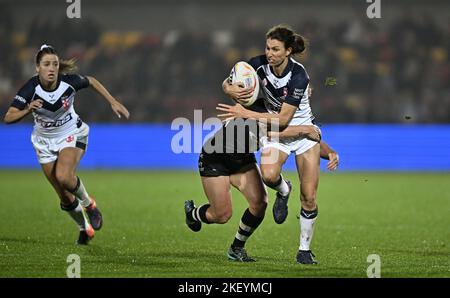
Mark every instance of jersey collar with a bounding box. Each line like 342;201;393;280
270;57;294;79
37;75;62;92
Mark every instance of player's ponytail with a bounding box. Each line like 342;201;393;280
59;58;78;74
35;44;78;74
266;25;307;58
292;33;306;55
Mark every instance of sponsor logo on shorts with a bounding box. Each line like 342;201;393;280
66;135;74;143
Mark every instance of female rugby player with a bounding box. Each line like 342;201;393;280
218;25;326;264
4;45;130;245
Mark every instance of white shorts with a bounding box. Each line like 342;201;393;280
262;136;318;156
31;122;89;164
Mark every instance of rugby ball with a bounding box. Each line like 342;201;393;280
228;61;260;106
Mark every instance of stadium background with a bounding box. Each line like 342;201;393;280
0;0;449;171
0;0;449;278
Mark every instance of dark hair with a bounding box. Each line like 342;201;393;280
266;24;306;57
35;44;77;73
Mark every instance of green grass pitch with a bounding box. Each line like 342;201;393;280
0;170;448;277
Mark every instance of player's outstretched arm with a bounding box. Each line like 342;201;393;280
268;125;321;142
3;100;43;124
320;140;339;171
87;76;130;120
217;102;296;130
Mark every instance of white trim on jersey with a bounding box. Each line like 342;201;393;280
262;64;292;88
35;81;73;104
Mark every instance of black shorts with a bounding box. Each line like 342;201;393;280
198;150;257;177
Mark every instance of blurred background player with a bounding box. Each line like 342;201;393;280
3;45;130;244
218;24;324;264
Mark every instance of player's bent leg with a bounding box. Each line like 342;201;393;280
227;165;267;262
54;147;83;191
231;164;268;217
185;176;233;232
41;162;94;244
296;144;320;212
295;144;320;264
41;162;74;205
56;148;103;230
261;148;291;224
200;176;233;224
56;148;91;205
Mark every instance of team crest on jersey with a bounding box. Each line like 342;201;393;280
66;135;74;143
62;97;70;110
283;88;288;97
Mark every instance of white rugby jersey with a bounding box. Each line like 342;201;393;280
248;55;314;125
10;74;90;138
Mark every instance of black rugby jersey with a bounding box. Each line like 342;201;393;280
202;98;269;154
202;118;264;154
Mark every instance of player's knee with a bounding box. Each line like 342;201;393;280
213;209;232;224
260;197;268;211
251;199;268;217
261;167;280;186
300;192;317;209
55;169;75;190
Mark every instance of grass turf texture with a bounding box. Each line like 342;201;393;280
0;170;448;278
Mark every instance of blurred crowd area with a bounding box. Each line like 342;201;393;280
0;9;449;123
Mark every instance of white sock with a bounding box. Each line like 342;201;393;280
275;175;290;196
62;200;90;231
299;208;318;251
73;177;92;208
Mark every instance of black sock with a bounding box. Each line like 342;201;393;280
263;175;282;189
188;204;211;224
60;199;79;211
232;208;264;248
300;207;318;219
263;174;290;195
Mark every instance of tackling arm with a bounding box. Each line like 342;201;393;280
217;102;297;130
320;140;340;171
